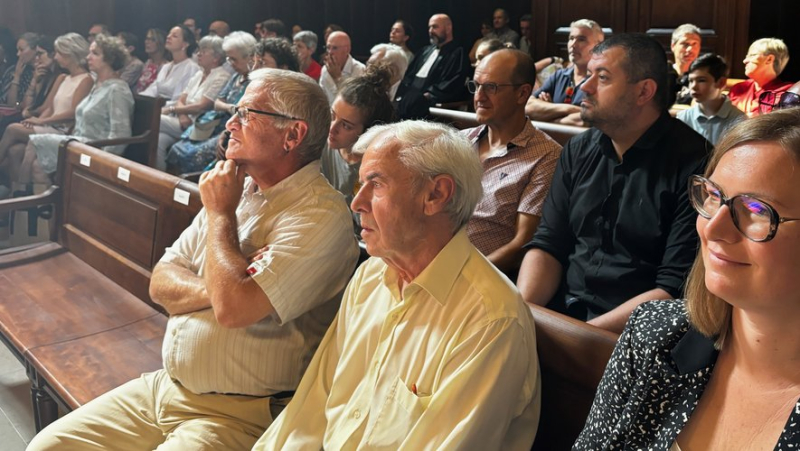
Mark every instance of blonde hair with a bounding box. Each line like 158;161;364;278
749;38;790;76
685;108;800;348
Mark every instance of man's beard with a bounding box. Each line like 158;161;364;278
429;34;442;46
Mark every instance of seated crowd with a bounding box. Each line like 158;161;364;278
0;9;797;451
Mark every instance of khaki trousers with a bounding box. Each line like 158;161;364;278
27;370;286;451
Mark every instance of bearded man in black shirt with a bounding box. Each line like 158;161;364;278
517;33;710;333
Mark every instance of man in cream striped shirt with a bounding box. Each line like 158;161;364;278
28;69;359;451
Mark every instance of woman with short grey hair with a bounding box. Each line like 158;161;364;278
166;32;257;174
156;34;231;170
293;30;321;80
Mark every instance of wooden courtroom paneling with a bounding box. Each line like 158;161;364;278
531;0;753;77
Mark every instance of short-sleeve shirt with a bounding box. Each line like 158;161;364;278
319;55;366;104
533;66;586;105
160;162;359;396
677;95;745;145
461;121;562;256
526;113;710;319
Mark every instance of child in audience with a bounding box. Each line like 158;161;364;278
677;54;744;145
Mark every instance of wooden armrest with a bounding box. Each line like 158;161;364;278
0;186;60;214
89;131;151;148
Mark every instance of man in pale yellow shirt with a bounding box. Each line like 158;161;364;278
254;120;541;450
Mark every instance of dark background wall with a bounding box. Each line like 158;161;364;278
1;0;797;80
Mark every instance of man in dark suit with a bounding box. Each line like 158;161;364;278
395;13;469;119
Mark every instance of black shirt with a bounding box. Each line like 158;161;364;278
526;113;710;318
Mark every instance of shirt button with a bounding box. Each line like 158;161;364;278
172;329;177;336
353;409;361;419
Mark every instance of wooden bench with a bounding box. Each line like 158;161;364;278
429;107;587;146
0;139;201;431
528;304;618;451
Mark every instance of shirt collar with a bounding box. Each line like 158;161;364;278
382;229;472;306
597;111;673;160
468;120;537;159
247;160;322;199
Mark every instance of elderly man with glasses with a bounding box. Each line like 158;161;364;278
461;49;562;277
28;68;359;451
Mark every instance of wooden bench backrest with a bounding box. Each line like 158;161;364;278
428;107;587;146
56;140;202;309
123;94;163;167
529;304;619;451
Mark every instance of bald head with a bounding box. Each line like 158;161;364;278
208;21;230;37
428;14;453;47
326;31;352;68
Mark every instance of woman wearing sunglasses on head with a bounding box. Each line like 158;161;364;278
575;109;800;450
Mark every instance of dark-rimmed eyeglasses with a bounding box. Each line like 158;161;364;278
689;175;800;242
466;80;523;95
758;91;800;114
233;106;303;124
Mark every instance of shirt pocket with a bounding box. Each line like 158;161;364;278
364;376;431;449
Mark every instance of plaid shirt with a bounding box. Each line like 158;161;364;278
462;121;562;256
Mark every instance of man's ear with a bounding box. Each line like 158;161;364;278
518;83;533;104
716;76;728;90
636;79;658;106
285;121;309;153
422;174;455;216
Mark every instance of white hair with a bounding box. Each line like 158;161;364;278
370;43;409;81
293;30;318;52
222;31;257;58
247;68;331;163
198;35;225;63
55;33;90;68
352;121;483;232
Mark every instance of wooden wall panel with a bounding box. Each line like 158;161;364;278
0;0;779;78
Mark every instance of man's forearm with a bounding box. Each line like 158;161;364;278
525;98;581;122
150;262;211;315
516;248;563;306
203;212;274;328
587;287;671;334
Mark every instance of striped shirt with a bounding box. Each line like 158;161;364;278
160;161;359;396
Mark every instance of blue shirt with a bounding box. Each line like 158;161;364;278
677;95;745;145
533;66;586;105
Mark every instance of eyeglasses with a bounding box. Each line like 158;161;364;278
758;91;800;113
467;80;523;95
689;175;800;242
233;106;303;124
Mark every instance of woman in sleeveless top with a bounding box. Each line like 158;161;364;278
0;32;91;183
19;35;133;186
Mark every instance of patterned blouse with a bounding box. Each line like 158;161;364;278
574;300;800;450
135;59;163;94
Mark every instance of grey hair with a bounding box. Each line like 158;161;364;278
293;30;318;52
54;32;90;68
671;24;701;46
222;31;257;58
352;121;483;232
247;68;331;164
370;43;409;80
570;19;605;42
198;35;225;64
